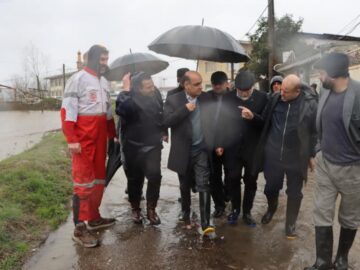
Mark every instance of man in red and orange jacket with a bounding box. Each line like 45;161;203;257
61;44;116;248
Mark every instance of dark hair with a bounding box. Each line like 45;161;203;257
177;68;190;78
131;72;152;91
182;74;191;84
314;52;349;78
211;71;228;85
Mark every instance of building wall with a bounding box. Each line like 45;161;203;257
48;75;73;99
197;41;252;90
349;64;360;81
309;64;360;95
198;61;244;90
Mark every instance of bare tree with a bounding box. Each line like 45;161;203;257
23;43;49;95
11;43;50;103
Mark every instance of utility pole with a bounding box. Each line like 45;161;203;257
268;0;275;85
231;63;234;81
36;75;43;113
62;64;66;95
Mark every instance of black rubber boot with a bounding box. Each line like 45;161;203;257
304;226;334;270
199;192;215;236
333;227;357;270
72;194;80;225
285;197;302;239
261;195;278;225
180;185;191;216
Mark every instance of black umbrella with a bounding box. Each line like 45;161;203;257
148;25;250;63
107;52;169;81
105;138;122;186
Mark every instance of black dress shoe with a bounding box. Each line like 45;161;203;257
212;208;225;218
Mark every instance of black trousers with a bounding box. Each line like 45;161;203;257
230;155;259;214
124;145;162;203
178;147;210;213
263;152;303;200
210;151;232;210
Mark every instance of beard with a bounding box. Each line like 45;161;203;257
239;96;250;101
99;64;110;76
321;78;334;90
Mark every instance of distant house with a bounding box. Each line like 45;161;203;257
0;87;15;102
197;40;252;90
45;72;77;99
274;32;360;90
46;51;121;99
45;51;83;99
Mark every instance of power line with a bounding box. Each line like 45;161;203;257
337;14;360;34
343;21;360;36
240;1;271;39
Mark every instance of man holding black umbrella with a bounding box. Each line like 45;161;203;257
116;72;164;226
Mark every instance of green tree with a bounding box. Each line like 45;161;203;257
246;14;305;89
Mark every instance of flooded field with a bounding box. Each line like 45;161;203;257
0;111;60;160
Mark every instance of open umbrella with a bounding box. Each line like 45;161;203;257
148;25;249;63
107;52;169;81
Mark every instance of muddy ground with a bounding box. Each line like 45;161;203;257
24;144;360;270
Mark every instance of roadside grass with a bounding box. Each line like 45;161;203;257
0;132;72;270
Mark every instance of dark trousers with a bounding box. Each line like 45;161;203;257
210;151;231;210
124;145;162;203
230;155;259;213
178;147;210;213
263;153;303;200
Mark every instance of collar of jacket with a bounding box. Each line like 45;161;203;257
84;67;98;77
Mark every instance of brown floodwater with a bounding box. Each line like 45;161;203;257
23;144;360;270
0;110;60;160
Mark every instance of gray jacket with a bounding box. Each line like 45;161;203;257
316;79;360;154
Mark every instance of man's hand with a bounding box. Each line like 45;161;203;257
114;137;120;144
162;135;169;143
186;102;196;111
308;157;316;172
68;143;81;155
239;106;254;120
215;147;224;156
122;72;131;91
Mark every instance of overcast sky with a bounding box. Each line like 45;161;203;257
0;0;359;86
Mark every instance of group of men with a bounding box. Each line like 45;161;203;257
61;44;359;270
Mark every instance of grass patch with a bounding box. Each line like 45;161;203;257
0;132;72;270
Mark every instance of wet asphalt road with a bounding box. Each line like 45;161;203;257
24;144;360;270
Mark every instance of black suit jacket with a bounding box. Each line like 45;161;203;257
217;89;268;156
166;85;184;97
163;91;213;174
